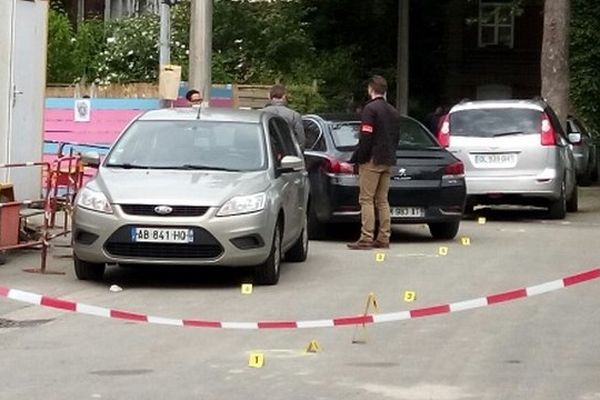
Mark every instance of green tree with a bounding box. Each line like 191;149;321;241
47;7;76;83
72;18;106;82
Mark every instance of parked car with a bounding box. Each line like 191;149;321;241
436;99;578;219
567;116;598;186
73;108;309;285
302;114;466;240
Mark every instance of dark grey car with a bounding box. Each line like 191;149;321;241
567;116;598;186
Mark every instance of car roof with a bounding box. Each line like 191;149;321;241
450;100;545;113
137;107;265;123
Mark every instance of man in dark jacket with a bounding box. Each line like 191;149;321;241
348;75;401;250
263;84;306;150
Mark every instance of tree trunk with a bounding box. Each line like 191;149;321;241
541;0;570;130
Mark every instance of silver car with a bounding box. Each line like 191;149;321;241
437;99;578;219
73;108;309;285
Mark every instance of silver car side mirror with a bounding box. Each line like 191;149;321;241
568;133;582;144
279;155;304;172
81;151;101;168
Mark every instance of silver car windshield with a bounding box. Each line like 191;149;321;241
106;120;266;171
450;108;542;138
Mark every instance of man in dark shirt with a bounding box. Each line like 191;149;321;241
348;75;401;250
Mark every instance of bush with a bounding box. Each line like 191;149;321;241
287;84;327;114
47;7;76;83
72;18;106;82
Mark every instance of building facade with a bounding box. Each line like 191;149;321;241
443;0;544;105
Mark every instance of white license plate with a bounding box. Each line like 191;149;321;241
131;227;194;244
391;207;425;218
472;153;517;168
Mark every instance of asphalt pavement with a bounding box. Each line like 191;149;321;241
1;187;599;399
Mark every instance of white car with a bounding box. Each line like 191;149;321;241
436;99;578;219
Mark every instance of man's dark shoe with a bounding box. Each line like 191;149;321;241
346;240;374;250
373;240;390;249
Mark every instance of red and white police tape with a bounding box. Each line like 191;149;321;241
1;268;599;329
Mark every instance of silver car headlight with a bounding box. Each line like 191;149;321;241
217;193;266;217
77;187;113;214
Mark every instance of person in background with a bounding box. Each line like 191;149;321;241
426;105;446;133
347;75;401;250
263;84;306;150
185;89;203;107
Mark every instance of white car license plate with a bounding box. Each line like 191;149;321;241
391;207;425;218
472;153;517;168
131;227;194;244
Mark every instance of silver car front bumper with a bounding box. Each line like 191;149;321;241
72;205;275;267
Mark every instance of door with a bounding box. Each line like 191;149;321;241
269;117;305;246
5;0;46;200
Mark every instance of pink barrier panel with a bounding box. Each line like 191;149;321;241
45;109;142;145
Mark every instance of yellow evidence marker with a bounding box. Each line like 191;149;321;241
241;283;253;294
248;353;264;368
438;246;449;256
404;291;417;302
478;217;487;225
461;236;471;246
367;292;379;311
306;339;321;353
375;253;386;262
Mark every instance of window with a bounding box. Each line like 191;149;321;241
268;117;300;167
272;118;300;157
449;108;542;138
398;119;439;149
329;119;438;150
330;123;361;150
303;119;326;151
106;120;266;171
478;1;514;48
567;120;580;134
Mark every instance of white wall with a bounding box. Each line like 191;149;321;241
0;0;47;200
0;0;15;184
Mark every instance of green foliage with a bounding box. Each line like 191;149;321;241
570;0;600;138
212;0;316;83
95;13;160;84
287;84;327;114
47;8;76;83
45;0;366;111
47;6;107;84
72;18;106;82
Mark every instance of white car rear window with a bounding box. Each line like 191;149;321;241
450;108;542;138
